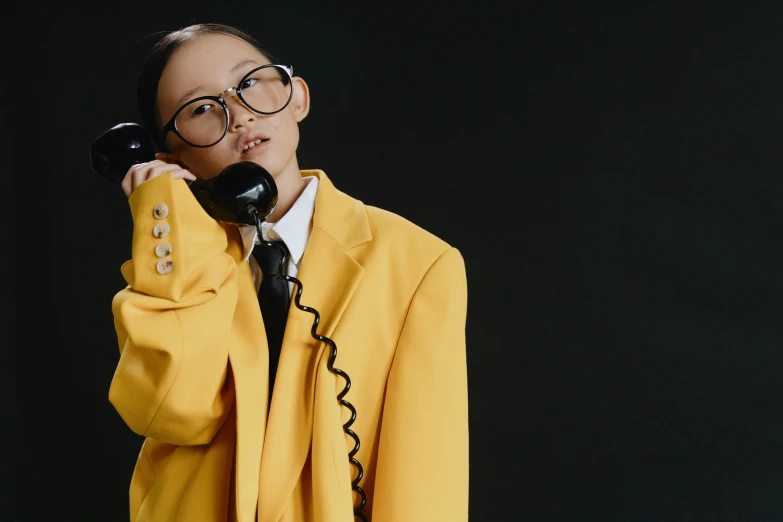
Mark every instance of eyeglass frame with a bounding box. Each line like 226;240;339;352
159;63;295;148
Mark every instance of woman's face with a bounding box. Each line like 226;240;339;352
156;33;309;180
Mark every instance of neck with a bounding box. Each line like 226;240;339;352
265;157;306;223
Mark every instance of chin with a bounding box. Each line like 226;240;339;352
246;158;288;179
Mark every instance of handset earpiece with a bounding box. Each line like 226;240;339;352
90;122;157;185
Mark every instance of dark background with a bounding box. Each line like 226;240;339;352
5;1;783;520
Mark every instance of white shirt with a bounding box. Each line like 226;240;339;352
238;175;319;296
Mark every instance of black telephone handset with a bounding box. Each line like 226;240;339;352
90;122;278;226
90;123;369;521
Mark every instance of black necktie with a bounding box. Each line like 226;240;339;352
252;240;291;396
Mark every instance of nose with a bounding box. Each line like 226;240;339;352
224;92;256;130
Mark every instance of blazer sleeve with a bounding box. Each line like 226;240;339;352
108;172;239;446
372;246;469;521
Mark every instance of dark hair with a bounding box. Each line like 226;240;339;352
137;23;279;151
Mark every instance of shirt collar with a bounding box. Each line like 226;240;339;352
238;175;319;265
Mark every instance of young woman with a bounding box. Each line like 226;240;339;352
109;23;468;522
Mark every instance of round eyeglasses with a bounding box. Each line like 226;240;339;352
160;64;294;148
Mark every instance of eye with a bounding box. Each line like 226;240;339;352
190;103;214;117
240;77;258;90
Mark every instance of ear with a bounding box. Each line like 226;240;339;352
289;76;310;122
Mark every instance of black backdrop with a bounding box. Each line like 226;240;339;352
5;2;783;521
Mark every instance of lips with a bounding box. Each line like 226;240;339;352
237;131;271;155
241;138;269;154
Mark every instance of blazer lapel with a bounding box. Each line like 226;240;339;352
257;170;371;522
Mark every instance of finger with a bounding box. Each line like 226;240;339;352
123;160;160;196
131;166;150;192
148;168;186;180
124;161;195;196
147;168;194;182
145;163;190;180
121;174;132;197
129;159;165;173
174;170;198;182
124;160;164;186
131;161;169;191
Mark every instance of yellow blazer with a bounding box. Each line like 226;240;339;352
109;169;468;522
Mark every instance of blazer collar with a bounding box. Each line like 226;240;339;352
307;169;372;251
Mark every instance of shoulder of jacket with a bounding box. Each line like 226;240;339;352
364;204;453;260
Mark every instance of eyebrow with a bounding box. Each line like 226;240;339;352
174;59;261;107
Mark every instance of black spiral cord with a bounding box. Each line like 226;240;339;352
253;212;367;521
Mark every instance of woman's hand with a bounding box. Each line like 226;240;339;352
121;153;197;197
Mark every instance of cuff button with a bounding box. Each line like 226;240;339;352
155;242;172;258
156;258;174;275
153;203;169;219
153;222;171;238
